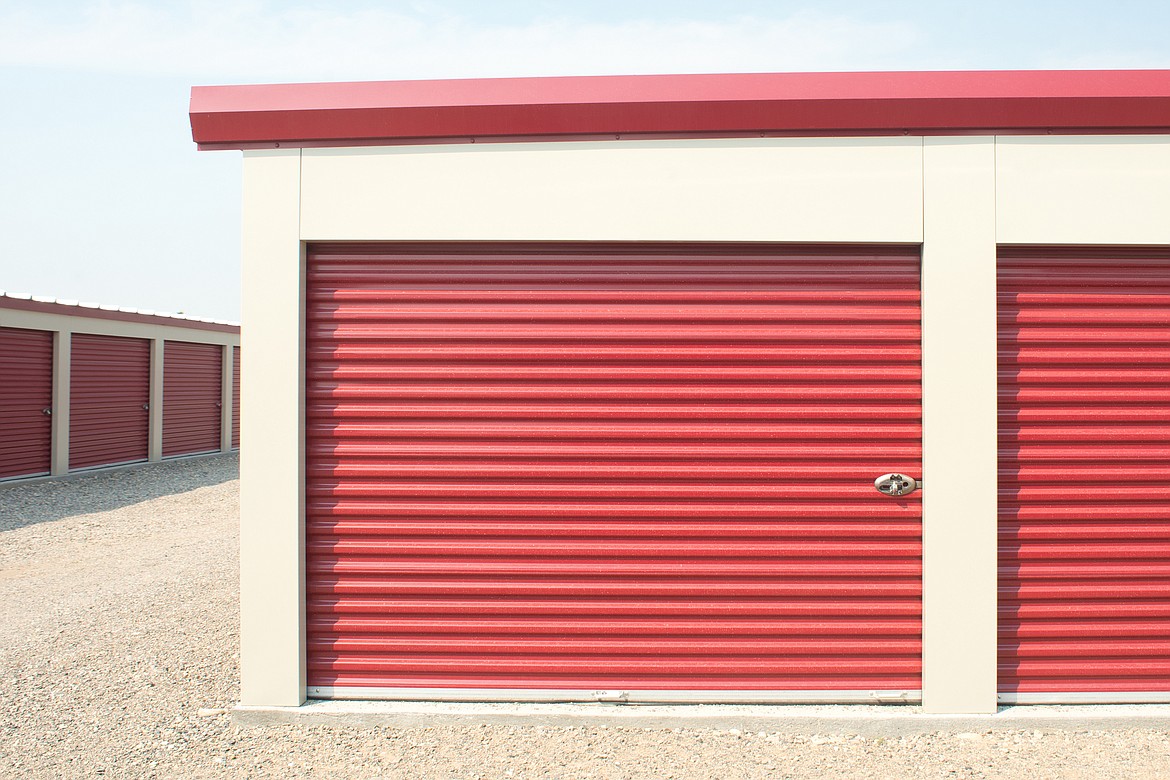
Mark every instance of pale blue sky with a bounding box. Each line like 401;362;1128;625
1;1;1168;321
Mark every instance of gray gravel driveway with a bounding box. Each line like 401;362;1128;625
1;455;1169;779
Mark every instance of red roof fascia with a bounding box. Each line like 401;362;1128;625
0;297;240;334
190;70;1170;149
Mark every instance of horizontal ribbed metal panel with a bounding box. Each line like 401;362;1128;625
999;247;1170;697
306;242;922;695
231;346;240;449
0;327;53;479
162;341;222;458
69;333;149;470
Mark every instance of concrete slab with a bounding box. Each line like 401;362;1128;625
233;701;1170;736
0;450;233;490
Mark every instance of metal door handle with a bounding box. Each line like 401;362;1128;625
874;473;920;497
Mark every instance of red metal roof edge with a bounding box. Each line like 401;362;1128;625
190;70;1170;149
0;294;240;335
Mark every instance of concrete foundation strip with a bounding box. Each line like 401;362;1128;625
234;701;1170;736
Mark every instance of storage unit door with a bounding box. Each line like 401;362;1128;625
69;334;150;470
231;346;240;450
306;242;923;700
999;247;1170;702
162;341;223;457
0;327;53;479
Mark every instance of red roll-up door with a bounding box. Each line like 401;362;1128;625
305;242;922;699
69;334;150;470
999;247;1170;701
162;341;223;458
0;327;53;480
231;346;240;450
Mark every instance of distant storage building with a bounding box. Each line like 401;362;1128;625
191;70;1170;715
0;294;239;479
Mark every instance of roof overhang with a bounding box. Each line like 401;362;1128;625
190;70;1170;151
0;293;240;333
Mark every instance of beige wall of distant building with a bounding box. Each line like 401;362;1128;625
0;305;240;476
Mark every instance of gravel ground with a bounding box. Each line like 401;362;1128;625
2;455;1169;779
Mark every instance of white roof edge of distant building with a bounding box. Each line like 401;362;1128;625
0;289;240;327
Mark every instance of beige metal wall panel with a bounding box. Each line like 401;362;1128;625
220;344;233;453
997;136;1170;245
921;137;999;714
0;308;239;347
300;138;923;243
50;329;71;476
148;339;164;462
239;148;307;707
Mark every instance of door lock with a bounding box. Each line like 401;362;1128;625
874;473;919;497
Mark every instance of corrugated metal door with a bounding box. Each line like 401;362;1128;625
306;243;922;700
999;247;1170;702
162;341;223;458
0;327;53;480
69;334;150;470
231;346;240;450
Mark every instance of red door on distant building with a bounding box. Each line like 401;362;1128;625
0;327;53;479
162;341;222;457
69;333;150;470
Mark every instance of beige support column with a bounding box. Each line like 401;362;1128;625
921;137;999;714
239;148;305;707
148;339;164;462
50;329;71;476
219;343;233;452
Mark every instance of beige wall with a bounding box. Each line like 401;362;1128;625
997;136;1170;245
239;134;1170;712
239;149;306;707
50;329;72;476
219;344;234;453
921;139;999;713
301;138;923;243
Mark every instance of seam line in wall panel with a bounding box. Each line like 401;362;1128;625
920;138;925;248
298;148;308;703
991;136;999;701
919;139;929;707
992;136;998;248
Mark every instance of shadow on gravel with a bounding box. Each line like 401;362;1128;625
0;453;239;532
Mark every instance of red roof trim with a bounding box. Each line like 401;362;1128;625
190;70;1170;149
0;297;240;335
